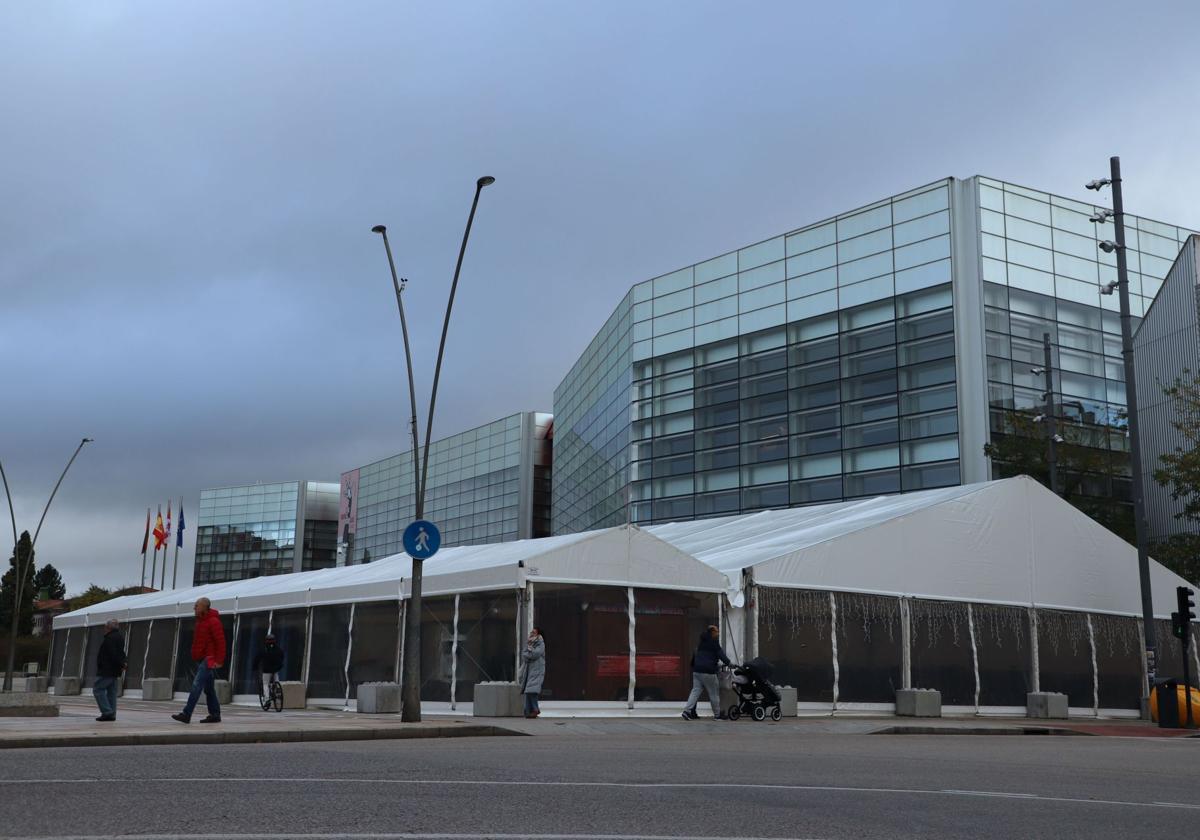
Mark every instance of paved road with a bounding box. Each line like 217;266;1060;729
2;728;1198;839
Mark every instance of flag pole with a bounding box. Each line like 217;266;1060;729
160;501;168;590
149;505;160;589
140;507;150;588
172;497;182;589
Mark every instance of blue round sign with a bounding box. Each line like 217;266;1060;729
403;519;441;560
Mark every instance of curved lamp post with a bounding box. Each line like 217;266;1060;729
371;175;494;722
2;437;93;691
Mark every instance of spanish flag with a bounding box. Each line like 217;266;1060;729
153;507;167;550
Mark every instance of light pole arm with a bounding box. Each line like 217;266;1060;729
418;177;492;508
0;460;18;561
376;228;423;520
29;438;91;553
4;437;91;691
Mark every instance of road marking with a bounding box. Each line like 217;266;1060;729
2;776;1200;812
0;835;824;840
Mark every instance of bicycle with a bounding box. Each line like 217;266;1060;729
259;673;284;712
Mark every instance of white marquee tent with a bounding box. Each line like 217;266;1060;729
50;477;1198;715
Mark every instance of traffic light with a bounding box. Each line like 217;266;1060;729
1174;586;1196;642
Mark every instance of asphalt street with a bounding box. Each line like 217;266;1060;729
2;727;1198;839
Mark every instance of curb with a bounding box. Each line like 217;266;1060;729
872;725;1093;736
0;723;525;750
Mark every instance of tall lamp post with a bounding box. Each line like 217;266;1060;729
371;175;495;722
1087;156;1156;707
2;437;93;691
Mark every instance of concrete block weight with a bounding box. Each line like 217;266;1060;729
776;686;798;717
214;680;233;705
24;677;49;693
358;682;402;714
279;681;306;709
473;682;521;717
141;678;172;701
1026;692;1069;719
54;676;81;696
896;688;942;717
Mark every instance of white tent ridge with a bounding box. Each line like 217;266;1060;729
54;476;1195;629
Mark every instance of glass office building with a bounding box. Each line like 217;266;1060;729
553;176;1197;534
194;481;340;584
340;411;553;564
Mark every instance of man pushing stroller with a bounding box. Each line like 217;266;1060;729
681;624;731;720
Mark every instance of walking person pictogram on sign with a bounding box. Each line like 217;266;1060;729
402;519;441;559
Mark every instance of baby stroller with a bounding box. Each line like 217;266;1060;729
727;656;782;722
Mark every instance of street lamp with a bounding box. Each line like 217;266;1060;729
371;176;495;722
1087;156;1157;710
370;225;422;514
2;437;93;691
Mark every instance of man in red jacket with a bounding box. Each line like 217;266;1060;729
172;597;226;724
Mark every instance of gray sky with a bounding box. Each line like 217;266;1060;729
2;1;1198;594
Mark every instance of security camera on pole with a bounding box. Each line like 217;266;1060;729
370;176;495;722
1086;158;1156;713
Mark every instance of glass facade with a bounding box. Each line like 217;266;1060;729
343;412;552;564
553;175;1196;534
980;178;1197;531
554;181;959;532
194;480;339;584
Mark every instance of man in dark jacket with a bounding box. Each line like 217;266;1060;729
172;597;226;724
251;634;285;696
93;619;127;722
681;624;731;720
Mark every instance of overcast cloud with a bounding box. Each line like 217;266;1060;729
2;1;1198;593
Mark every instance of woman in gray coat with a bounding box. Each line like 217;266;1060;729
520;627;545;718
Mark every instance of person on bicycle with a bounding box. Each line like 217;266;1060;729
252;633;285;696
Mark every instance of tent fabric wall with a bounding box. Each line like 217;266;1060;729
647;476;1197;617
51;475;1200;714
54;526;730;629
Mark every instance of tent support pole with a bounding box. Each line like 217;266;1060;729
139;623;150;688
1028;608;1040;695
59;627;70;680
302;606;314;690
514;589;523;679
168;618;180;699
1137;620;1148;717
450;594;460;711
967;603;980;715
1086;613;1098;717
79;617;88;681
343;603;355;711
900;598;912;691
526;582;535;637
745;571;758;661
830;592;839;715
396;596;406;687
627;587;636;711
229;613;241;694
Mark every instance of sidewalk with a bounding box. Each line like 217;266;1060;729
0;696;517;749
1;696;1195;749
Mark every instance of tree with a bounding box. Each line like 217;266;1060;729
1153;371;1200;525
0;532;35;637
67;585;113;610
984;409;1135;543
32;564;66;601
1150;370;1200;582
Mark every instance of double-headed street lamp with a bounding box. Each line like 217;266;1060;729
1086;157;1157;706
2;437;93;691
371;175;495;722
